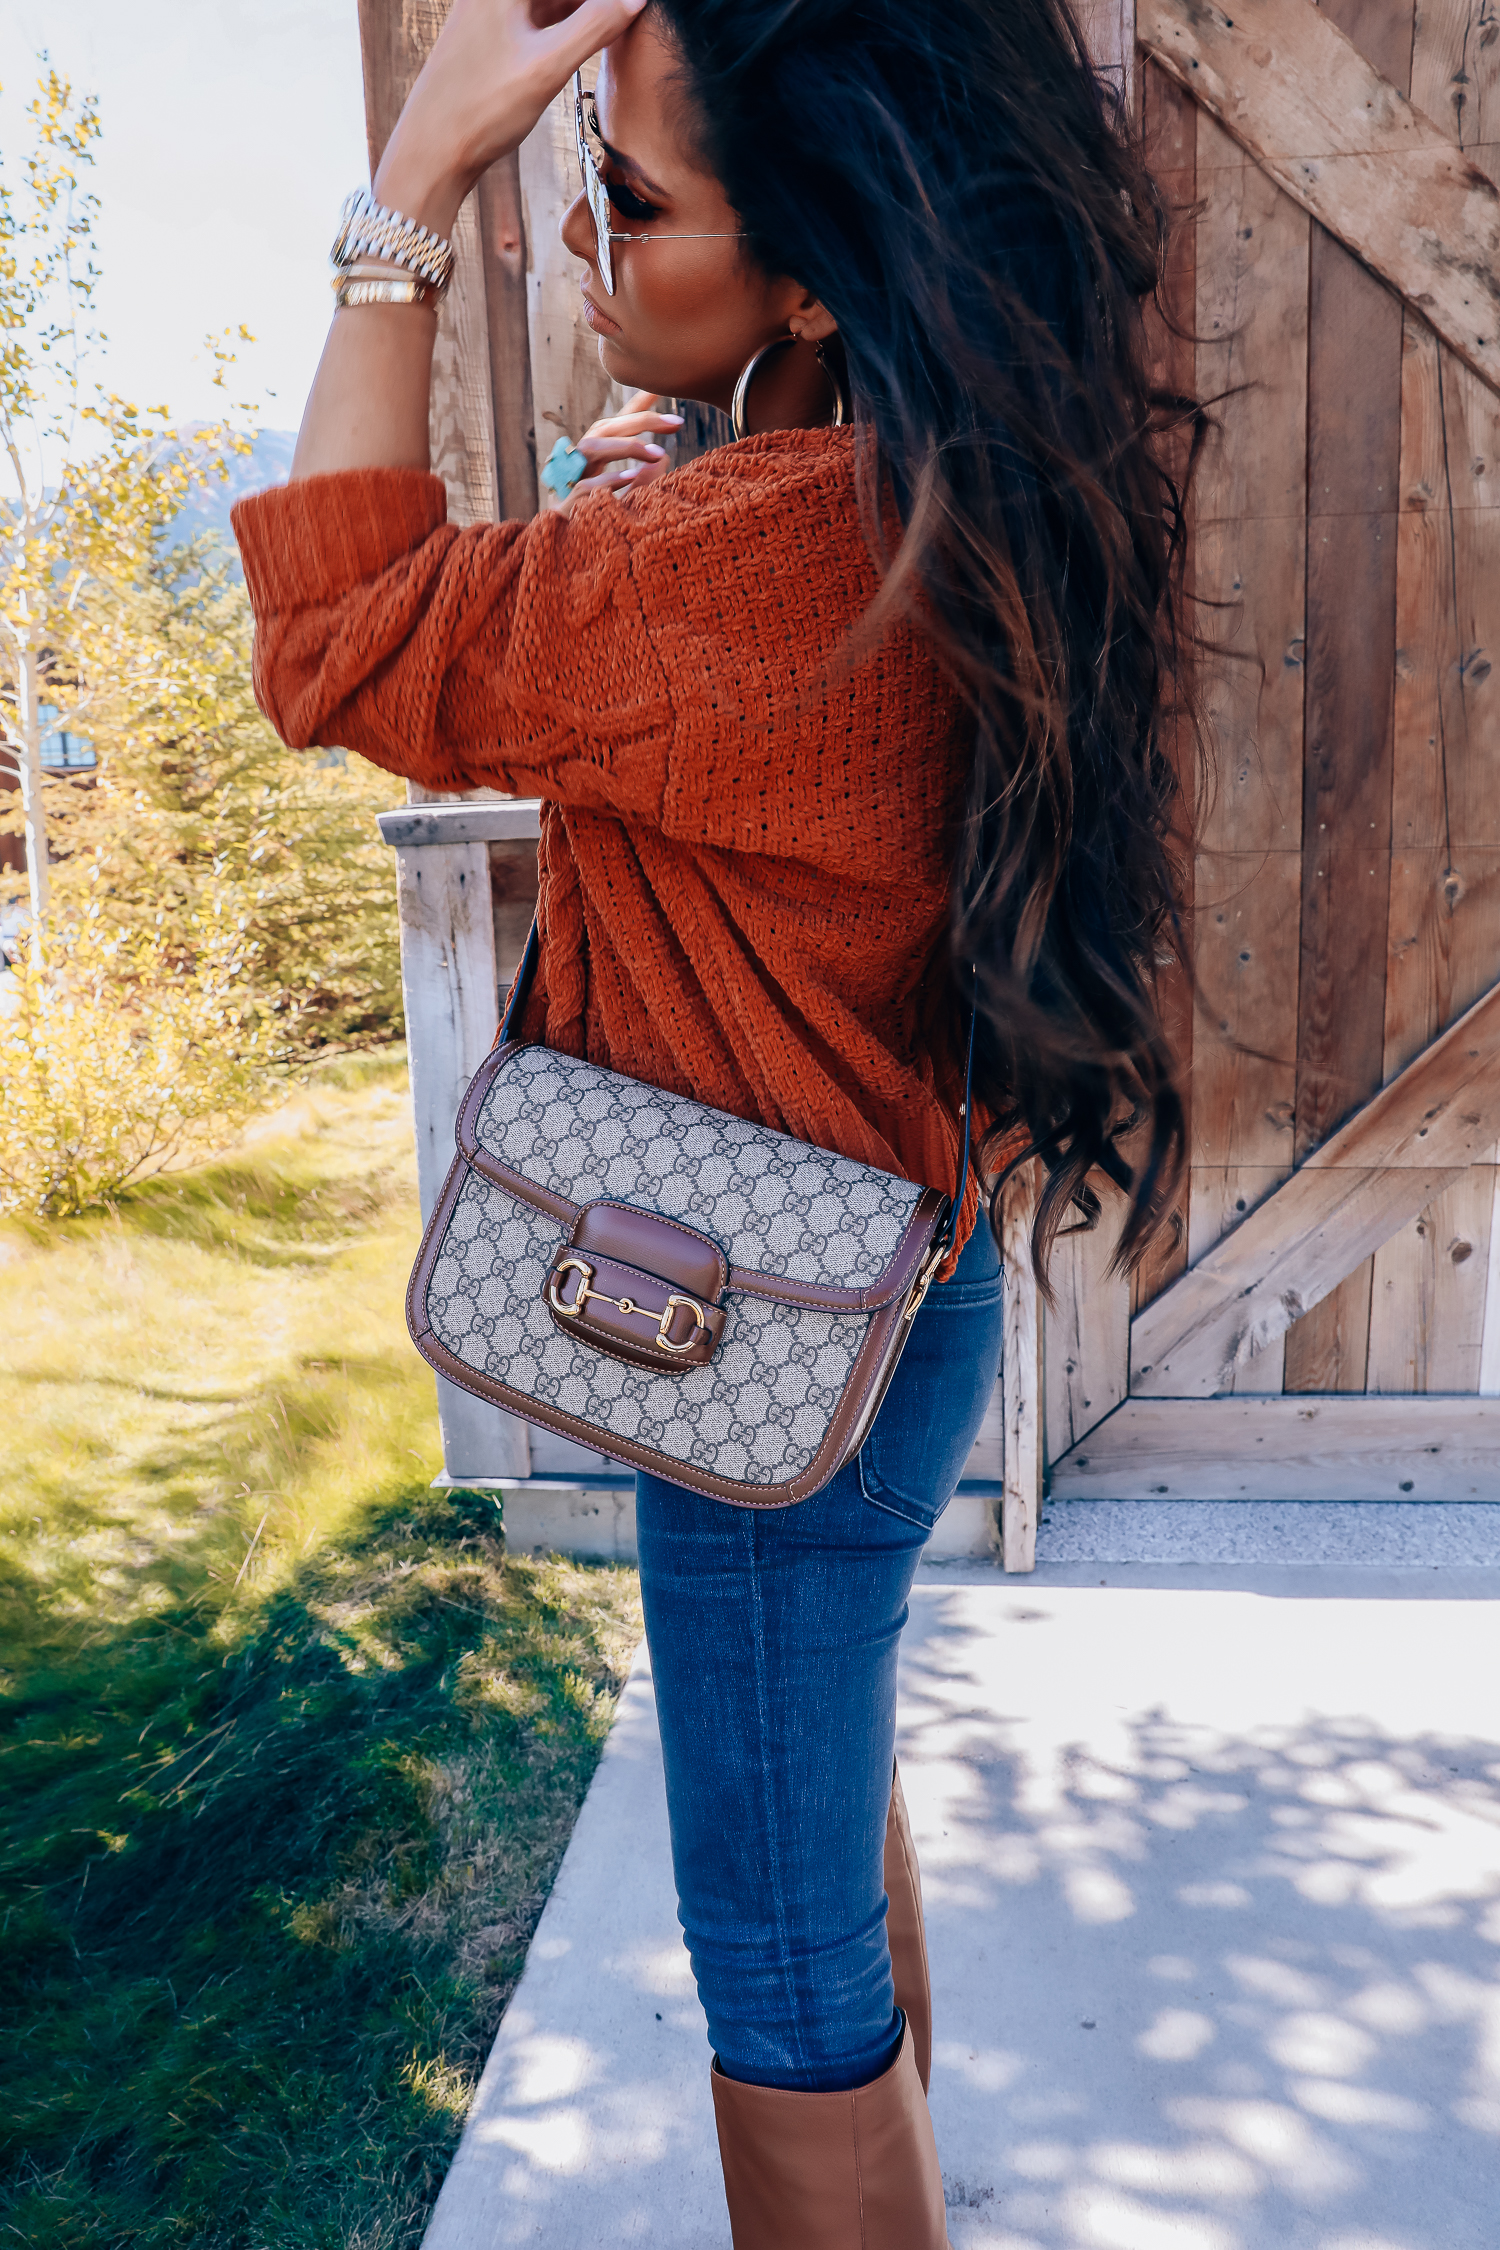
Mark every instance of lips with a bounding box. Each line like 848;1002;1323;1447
581;283;621;337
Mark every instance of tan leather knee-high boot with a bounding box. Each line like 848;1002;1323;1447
710;2018;948;2249
884;1760;932;2093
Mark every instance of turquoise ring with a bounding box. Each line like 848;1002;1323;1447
540;434;589;499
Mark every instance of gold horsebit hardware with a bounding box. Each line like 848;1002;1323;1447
548;1255;707;1353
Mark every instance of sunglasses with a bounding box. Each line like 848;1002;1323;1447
573;74;740;295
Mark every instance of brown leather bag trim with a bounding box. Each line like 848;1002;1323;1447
406;1151;923;1510
455;1043;949;1313
574;1199;730;1299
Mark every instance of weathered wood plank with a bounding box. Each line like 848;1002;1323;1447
1383;303;1500;1406
1193;116;1309;860
378;801;543;849
1182;111;1307;1324
1282;1259;1375;1391
1076;0;1136;101
1001;1164;1043;1573
488;838;540;994
430;202;501;527
1324;0;1416;95
1384;847;1500;1080
1190;848;1301;1181
1132;973;1500;1393
1050;1392;1500;1498
395;840;530;1478
1391;319;1500;852
1481;1166;1500;1390
1138;0;1500;395
1188;1163;1288;1391
1044;1185;1131;1459
1409;0;1500;184
476;153;539;520
1131;56;1198;1313
1294;224;1401;1152
1303;972;1500;1168
395;843;499;1218
1286;228;1396;1402
963;1378;1005;1487
1368;1165;1496;1389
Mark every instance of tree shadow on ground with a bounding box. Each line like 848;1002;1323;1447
903;1591;1500;2250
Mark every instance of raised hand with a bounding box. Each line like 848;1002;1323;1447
542;392;685;514
375;0;649;241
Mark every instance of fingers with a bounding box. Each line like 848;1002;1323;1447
582;410;683;444
567;449;673;505
533;0;650;82
578;434;670;465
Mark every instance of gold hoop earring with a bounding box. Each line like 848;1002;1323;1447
730;333;850;441
814;341;851;428
730;334;797;440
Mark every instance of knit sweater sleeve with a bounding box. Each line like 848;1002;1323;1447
231;467;675;815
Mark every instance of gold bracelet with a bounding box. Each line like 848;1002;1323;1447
332;188;455;296
333;272;437;310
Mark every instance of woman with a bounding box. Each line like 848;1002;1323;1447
234;0;1189;2239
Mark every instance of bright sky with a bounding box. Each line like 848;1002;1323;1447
0;0;370;432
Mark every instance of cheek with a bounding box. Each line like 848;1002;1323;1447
614;242;774;381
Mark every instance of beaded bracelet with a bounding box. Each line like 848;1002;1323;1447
331;188;455;298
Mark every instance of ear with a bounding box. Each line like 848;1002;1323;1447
782;285;839;345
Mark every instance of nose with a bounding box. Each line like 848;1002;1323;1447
560;189;597;272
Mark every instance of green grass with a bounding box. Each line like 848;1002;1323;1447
0;1056;643;2249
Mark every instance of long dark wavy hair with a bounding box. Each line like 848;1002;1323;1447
655;0;1197;1278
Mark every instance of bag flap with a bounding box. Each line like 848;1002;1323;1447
455;1042;947;1313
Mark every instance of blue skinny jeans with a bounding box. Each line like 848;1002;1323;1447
635;1216;1004;2092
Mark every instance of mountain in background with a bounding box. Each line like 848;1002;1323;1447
170;429;297;566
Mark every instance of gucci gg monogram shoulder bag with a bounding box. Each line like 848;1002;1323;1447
406;928;974;1508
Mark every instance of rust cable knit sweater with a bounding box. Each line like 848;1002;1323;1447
233;426;981;1260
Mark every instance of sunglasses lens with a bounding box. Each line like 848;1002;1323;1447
575;87;615;295
591;171;614;294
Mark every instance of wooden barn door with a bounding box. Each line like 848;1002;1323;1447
1031;0;1500;1532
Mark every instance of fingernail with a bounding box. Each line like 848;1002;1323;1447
661;415;684;425
644;443;666;457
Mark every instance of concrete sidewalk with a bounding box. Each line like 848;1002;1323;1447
425;1530;1500;2248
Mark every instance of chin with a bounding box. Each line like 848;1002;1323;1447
597;333;708;405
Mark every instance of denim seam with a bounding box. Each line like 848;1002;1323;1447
744;1507;808;2081
860;1483;937;1532
858;1442;938;1531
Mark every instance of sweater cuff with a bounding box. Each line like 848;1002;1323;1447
232;468;448;614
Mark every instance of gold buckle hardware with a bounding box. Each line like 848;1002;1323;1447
901;1240;948;1326
548;1256;707;1353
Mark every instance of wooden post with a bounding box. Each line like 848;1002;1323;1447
388;827;529;1477
476;154;539;519
1001;1163;1044;1572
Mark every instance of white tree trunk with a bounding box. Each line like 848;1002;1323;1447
14;632;49;930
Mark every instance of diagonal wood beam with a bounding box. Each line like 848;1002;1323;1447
1138;0;1500;395
1131;978;1500;1397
